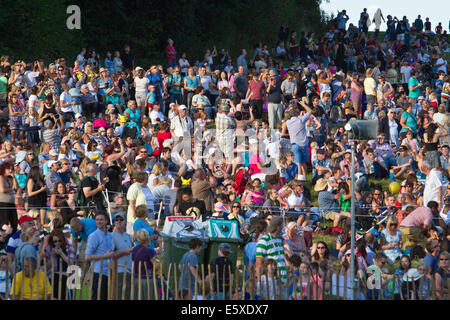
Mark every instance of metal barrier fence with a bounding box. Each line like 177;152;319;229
2;257;448;300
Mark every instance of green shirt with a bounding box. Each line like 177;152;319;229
0;75;7;93
408;77;420;98
256;233;287;281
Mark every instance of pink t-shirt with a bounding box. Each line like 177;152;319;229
248;80;265;100
166;45;176;60
249;154;261;174
399;206;433;228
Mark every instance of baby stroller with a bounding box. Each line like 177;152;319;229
232;166;253;197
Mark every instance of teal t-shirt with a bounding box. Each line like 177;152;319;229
0;75;7;93
408;77;420;98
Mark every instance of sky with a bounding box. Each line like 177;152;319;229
320;0;450;32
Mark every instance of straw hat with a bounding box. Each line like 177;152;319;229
314;178;329;192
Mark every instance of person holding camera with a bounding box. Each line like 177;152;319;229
78;163;109;216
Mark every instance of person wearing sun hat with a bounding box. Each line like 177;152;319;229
315;177;350;227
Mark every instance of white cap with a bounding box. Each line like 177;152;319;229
135;66;144;71
297;174;306;181
75;113;82;119
107;104;115;110
47;160;59;168
49;149;58;156
178;105;187;110
418;96;425;100
163;139;174;148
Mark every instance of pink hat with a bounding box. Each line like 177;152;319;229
93;118;111;129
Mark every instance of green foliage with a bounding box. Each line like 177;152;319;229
2;0;326;66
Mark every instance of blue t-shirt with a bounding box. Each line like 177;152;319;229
71;218;98;242
422;253;439;275
124;107;141;123
147;73;163;97
96;77;110;96
133;218;155;249
243;241;257;280
284;162;298;183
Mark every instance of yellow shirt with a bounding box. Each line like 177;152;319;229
10;271;51;299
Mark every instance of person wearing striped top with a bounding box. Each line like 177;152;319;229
255;216;287;284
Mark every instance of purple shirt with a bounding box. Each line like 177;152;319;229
131;244;156;279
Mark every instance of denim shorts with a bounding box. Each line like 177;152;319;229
291;143;309;164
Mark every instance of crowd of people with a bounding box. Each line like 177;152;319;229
0;7;449;300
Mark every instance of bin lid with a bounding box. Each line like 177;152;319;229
206;218;240;239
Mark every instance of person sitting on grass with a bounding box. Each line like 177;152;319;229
315;177;351;228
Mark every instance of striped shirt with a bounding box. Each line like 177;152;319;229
256;233;287;282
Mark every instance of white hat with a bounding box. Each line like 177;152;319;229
47;160;59;168
163;138;174;148
178;105;187;110
75;113;82;119
135;66;144;71
297;174;306;182
107;104;115;110
418;96;425;100
49;149;58;157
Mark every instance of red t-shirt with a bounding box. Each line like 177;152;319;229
166;45;176;60
248;80;265;101
151;131;172;157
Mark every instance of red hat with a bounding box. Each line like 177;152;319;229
18;215;36;225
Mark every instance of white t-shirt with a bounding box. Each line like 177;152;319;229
134;77;150;94
24;71;39;88
400;66;412;83
423;169;444;206
150;110;166;124
60;91;73;113
179;58;190;74
436;58;448;74
27;94;39;112
364;77;377;95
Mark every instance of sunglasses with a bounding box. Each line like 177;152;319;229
115;218;124;222
53;239;62;243
232;205;240;208
391;223;398;226
345;254;351;257
374;193;381;196
440;258;449;261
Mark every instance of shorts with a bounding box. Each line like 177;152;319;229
292;144;309;164
324;211;351;221
135;93;147;104
9;118;23;130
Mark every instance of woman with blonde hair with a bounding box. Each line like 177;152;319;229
380;215;403;264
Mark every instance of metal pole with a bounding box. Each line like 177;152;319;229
350;142;356;300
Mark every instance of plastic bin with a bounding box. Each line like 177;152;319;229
160;218;209;278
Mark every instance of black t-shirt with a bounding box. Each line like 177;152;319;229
267;83;282;103
210;256;233;292
179;199;207;220
80;176;102;204
122;52;134;70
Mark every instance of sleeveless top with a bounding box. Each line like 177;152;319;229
424;141;438;151
0;177;14;203
28;179;47;206
185;76;198;91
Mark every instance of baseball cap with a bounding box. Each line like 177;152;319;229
163;139;174;148
135;66;144;71
418;96;425;100
75;113;83;119
218;243;233;253
113;213;126;222
398;145;407;151
178;105;187;110
19;215;36;225
98;127;106;132
297;175;306;182
49;149;58;156
267;216;283;233
47;160;59;168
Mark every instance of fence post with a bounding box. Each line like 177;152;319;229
343;274;347;300
153;263;158;300
43;258;48;300
50;257;55;300
97;259;104;301
122;259;128;300
166;263;172;300
138;261;142;300
143;262;150;300
174;263;178;300
229;266;232;300
221;264;225;300
5;256;9;301
88;263;95;300
130;261;135;300
208;264;214;300
111;258;117;300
